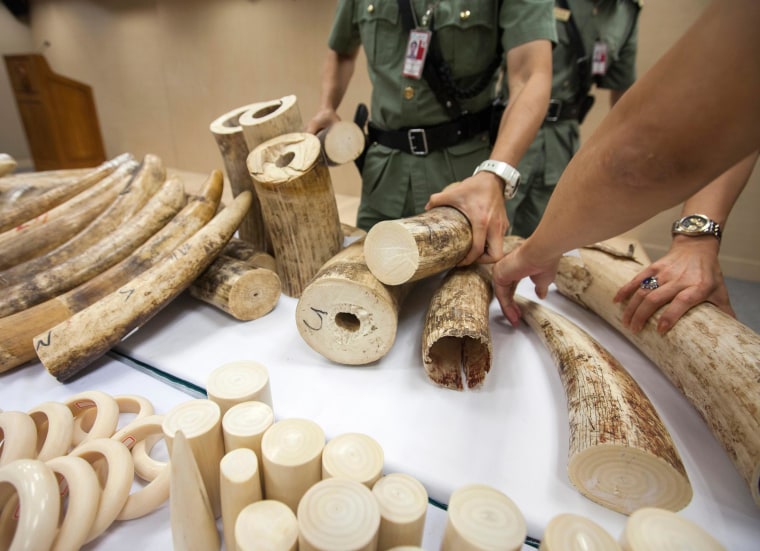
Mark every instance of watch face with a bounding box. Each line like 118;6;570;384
680;214;708;231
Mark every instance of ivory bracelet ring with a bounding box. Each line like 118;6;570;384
64;391;120;447
110;414;170;520
69;437;134;543
45;455;101;551
0;411;37;467
27;401;74;461
0;459;60;551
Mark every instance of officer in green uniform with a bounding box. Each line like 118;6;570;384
308;0;556;264
506;0;641;237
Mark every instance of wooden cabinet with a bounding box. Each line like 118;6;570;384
4;54;106;170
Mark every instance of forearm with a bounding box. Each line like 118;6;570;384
318;48;358;111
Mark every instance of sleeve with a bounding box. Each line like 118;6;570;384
500;0;558;52
327;0;362;54
599;14;639;91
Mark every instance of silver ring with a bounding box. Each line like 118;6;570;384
640;276;659;290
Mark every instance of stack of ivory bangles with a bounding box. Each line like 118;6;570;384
1;360;728;550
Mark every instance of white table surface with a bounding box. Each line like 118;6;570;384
98;272;760;550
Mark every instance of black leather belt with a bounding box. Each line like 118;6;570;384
544;98;584;123
367;107;492;156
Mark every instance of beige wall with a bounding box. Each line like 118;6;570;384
1;0;757;280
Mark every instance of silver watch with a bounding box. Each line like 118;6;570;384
671;213;722;241
473;159;521;200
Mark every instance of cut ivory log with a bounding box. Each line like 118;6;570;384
33;191;251;381
188;255;281;320
248;132;342;298
0;157;139;270
0;175;186;317
553;241;760;508
317;120;366;166
221;237;277;271
0;153;132;233
422;264;493;390
539;513;621;551
296;239;413;365
621;507;726;551
372;473;428;550
515;295;692;514
364;206;472;286
0;153;17;177
0;154;166;287
0;171;223;372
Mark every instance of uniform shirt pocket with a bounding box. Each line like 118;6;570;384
434;4;498;77
356;1;402;67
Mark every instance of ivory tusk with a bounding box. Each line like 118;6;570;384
220;237;277;271
0;153;17;177
33;191;251;381
0;170;223;373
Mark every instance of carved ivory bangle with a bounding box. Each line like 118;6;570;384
539;513;621;551
45;455;101;551
64;391;120;447
131;433;166;482
220;448;263;551
0;459;60;551
322;432;384;488
110;414;169;520
27;402;74;461
235;500;298;551
222;400;274;488
297;477;381;551
73;394;154;446
69;438;134;543
621;507;726;550
206;360;273;415
162;399;224;518
0;411;37;467
261;418;325;512
372;473;428;550
441;484;526;551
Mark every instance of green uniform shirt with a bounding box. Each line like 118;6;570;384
508;0;640;237
328;0;556;230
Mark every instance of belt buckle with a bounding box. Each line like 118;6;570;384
546;99;562;122
407;128;428;156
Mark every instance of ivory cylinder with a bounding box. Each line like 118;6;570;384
317;120;366;166
222;400;274;489
372;473;428;550
297;477;381;551
220;448;263;551
162;399;225;518
441;484;526;551
322;432;384;488
235;500;298;551
238;95;303;152
261;418;325;512
248;132;342;298
620;507;726;551
539;513;621;551
169;430;221;551
207;360;274;415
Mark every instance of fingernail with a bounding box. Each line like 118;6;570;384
657;320;670;333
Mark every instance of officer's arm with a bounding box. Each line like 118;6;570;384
307;48;360;134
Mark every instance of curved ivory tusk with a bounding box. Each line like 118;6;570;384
34;191;252;381
0;170;223;373
372;473;428;550
0;459;61;551
64;391;120;447
0;154;166;287
27;401;74;461
0;412;38;467
0;175;186;317
0;157;140;270
0;153;132;233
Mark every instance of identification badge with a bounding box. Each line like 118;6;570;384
402;29;431;79
592;40;608;76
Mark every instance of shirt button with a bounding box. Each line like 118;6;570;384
404;86;415;100
460;9;471;20
367;3;374;13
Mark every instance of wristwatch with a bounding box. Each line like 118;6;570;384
473;159;521;200
671;213;722;241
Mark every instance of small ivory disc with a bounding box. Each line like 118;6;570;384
297;477;381;551
322;432;384;487
442;484;526;551
235;499;298;551
363;220;420;286
621;507;726;551
207;360;273;414
372;473;428;549
539;513;621;551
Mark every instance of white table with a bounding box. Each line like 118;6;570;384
103;275;760;550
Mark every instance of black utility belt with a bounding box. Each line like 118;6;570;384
544;94;595;124
367;107;492;156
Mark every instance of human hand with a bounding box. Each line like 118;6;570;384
306;108;341;135
491;242;560;326
425;172;508;265
613;236;735;334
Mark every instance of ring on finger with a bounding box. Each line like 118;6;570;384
640;276;660;290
